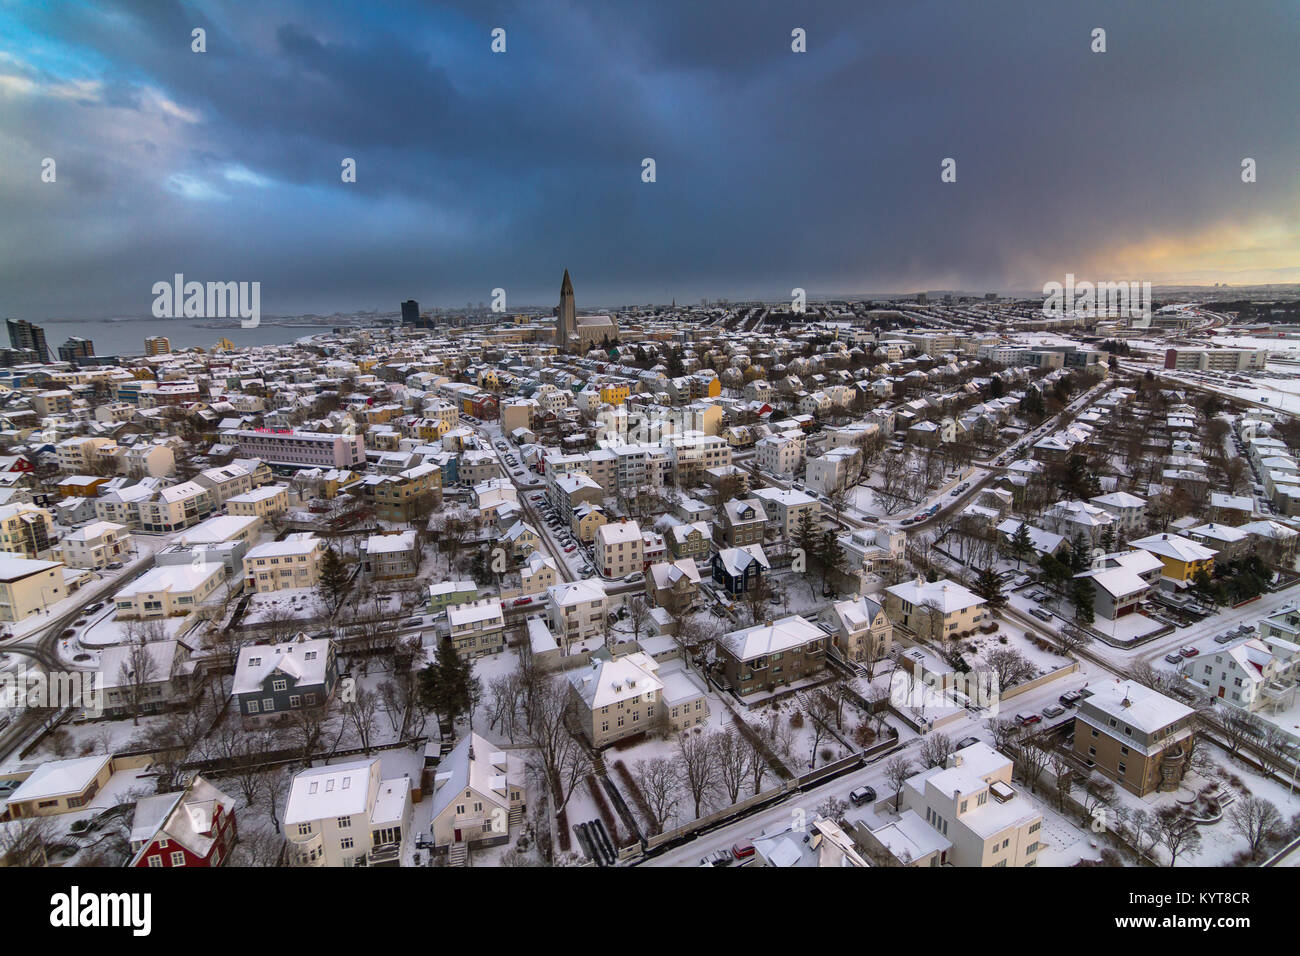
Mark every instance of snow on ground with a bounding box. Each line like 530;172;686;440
243;587;328;624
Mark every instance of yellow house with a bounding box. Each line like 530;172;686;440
1129;533;1216;584
571;503;608;543
703;377;721;398
599;383;629;406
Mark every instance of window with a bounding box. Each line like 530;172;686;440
340;837;354;850
147;855;162;867
272;679;287;692
170;851;185;866
338;816;351;829
297;823;312;836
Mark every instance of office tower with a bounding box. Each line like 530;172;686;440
145;335;171;356
57;336;94;362
401;300;419;325
6;319;50;361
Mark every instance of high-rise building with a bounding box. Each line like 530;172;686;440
145;335;171;356
401;300;419;325
6;319;49;361
556;269;575;350
57;337;94;362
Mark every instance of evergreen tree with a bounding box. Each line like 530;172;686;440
316;547;351;615
818;528;845;595
1010;522;1033;569
419;637;480;730
1071;577;1096;625
973;565;1006;609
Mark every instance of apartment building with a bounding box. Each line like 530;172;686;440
1073;682;1195;796
57;520;128;570
243;533;325;593
546;578;609;649
667;521;712;561
717;614;827;700
751;486;821;539
231;428;366;469
136;481;217;533
884;577;990;641
897;742;1044;868
113;562;227;619
361;462;442;522
283;758;412;867
445;598;506;658
360;530;418;580
755;432;805;478
821;595;893;664
597;519;644;578
194;463;254;506
567;652;710;747
0;556;66;622
0;504;55;559
668;433;731;486
1089;491;1148;537
225;484;290;520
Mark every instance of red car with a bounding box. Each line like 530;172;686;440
1015;713;1042;726
512;597;532;606
564;545;576;553
731;842;755;860
1179;646;1199;658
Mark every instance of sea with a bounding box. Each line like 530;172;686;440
36;316;377;357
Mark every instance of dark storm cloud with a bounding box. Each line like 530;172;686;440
0;0;1297;319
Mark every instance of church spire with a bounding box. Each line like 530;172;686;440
561;269;573;296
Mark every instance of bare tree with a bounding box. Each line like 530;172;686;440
522;676;591;814
116;639;161;725
985;648;1035;692
919;732;955;769
1154;806;1202;866
1229;796;1282;861
1017;739;1051;793
884;755;914;809
1217;707;1260;761
632;756;681;834
714;728;751;804
345;686;380;754
676;731;720;819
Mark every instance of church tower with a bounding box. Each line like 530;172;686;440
557;269;575;350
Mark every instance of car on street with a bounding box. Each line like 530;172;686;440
1164;653;1183;664
956;736;980;750
1015;713;1041;725
1179;645;1199;657
849;786;876;805
1059;690;1083;706
1042;704;1065;718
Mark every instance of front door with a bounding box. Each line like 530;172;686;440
454;828;462;842
1218;686;1226;698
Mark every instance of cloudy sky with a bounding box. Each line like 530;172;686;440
1;0;1297;319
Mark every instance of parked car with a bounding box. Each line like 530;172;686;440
731;842;755;860
700;849;733;867
956;736;980;750
1214;632;1236;644
564;545;576;553
849;786;876;806
1042;704;1065;718
1015;713;1041;726
1029;608;1053;622
512;597;533;606
1059;690;1083;706
1164;653;1183;664
1179;646;1199;657
624;571;644;583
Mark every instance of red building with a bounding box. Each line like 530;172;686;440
130;775;238;868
